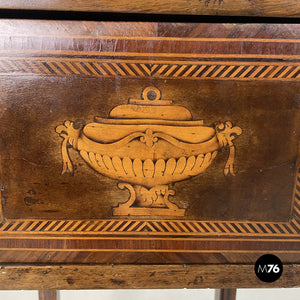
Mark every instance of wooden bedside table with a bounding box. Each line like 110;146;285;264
0;1;299;298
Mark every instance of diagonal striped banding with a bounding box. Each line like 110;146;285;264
0;218;299;235
0;58;298;81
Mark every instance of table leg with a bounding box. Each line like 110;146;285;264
38;290;58;300
215;289;237;300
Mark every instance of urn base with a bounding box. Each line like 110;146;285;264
113;183;185;217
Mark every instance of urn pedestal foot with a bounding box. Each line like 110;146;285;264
113;183;185;217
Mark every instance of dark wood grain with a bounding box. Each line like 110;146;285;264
1;251;299;264
38;290;57;300
1;21;300;39
0;0;299;17
0;264;299;289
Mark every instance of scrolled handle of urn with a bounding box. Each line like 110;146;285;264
215;121;243;176
55;120;84;175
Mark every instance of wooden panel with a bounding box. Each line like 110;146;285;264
0;21;299;266
0;264;299;289
0;0;299;18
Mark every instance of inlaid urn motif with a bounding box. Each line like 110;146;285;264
56;87;242;216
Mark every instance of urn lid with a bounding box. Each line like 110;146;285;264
108;86;193;121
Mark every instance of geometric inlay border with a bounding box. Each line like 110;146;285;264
0;218;299;236
0;57;299;80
